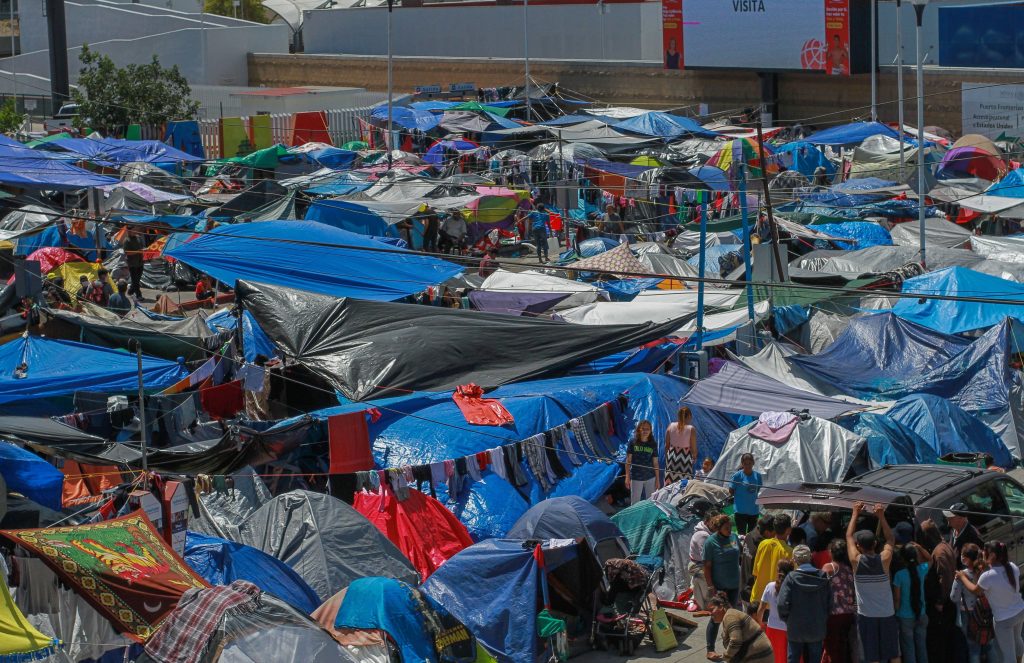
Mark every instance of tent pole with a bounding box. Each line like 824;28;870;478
695;193;707;350
755;117;785;282
896;0;905;180
738;165;755;325
134;340;149;486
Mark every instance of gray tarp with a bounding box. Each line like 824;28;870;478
231;490;418;599
970;235;1024;264
42;307;221;360
708;415;867;485
792;245;1024;282
889;217;972;249
682;362;860;419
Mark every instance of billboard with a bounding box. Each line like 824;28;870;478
939;3;1024;69
663;0;862;74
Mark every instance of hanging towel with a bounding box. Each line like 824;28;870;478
452;384;515;426
199;380;244;420
327;412;373;474
429;462;447;488
411;464;434;498
544;433;572;479
559;427;585;466
464;456;482;482
503;445;529;487
523;436;552;492
488;448;508;481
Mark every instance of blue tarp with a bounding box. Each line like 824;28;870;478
987;169;1024;198
886;394;1013;468
304;199;396;238
423;539;580;663
424;139;480;166
838;412;938;467
893;267;1024;334
299;147;358;169
576;237;619;258
184;531;321;613
599;278;663;300
569;342;682;376
336;577;442;663
833;177;900;193
0;336;187;409
774;142;836;179
41;137;202;167
508;496;624;551
803;122;901;146
0;441;64;510
371;106;441;131
15;222;115;261
689;166;730;192
790;313;972;398
205;309;277;363
779;199;936;220
0;134;24;148
583;158;652;179
612;112;719;140
886;319;1021;414
541;113;613;127
166;220;461;300
0;153;118;190
113;214;205;230
810;222;892;249
164;121;206;159
289;373;735;539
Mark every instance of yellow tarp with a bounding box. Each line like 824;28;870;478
48;263;115;305
0;573;58;661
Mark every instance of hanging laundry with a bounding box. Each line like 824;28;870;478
452;384;514;426
199;380;243;420
327;411;373;474
748;411;799;444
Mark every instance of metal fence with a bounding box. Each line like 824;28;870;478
196;105;376;159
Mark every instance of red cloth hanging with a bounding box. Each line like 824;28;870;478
452;383;514;426
328;411;373;474
199;380;244;420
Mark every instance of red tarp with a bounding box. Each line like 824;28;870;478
353;489;473;581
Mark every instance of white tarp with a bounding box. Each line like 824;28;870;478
479;269;607;309
957;195;1024;219
970;235;1024;264
890;217;972;249
634;289;741;308
558;298;768;342
708;415;867;485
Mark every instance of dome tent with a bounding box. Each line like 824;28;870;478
508;496;629;564
229;490;419;600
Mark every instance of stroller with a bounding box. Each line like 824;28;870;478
591;558;658;655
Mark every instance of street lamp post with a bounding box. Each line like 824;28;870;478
386;0;394;171
911;0;928;268
895;0;905;179
523;0;530;121
870;0;876;121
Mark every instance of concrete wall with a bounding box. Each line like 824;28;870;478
248;52;1023;136
8;22;288;86
19;0;252;53
302;2;661;61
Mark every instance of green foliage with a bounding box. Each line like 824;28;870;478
0;98;24;135
203;0;269;23
70;45;200;135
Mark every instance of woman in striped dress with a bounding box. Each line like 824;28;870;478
664;406;698;484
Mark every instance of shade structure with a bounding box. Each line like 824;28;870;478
938;145;1008;181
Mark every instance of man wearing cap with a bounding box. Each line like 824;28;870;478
846;501;898;663
778;544;831;663
943;502;982;564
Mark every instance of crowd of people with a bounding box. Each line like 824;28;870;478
690;497;1024;663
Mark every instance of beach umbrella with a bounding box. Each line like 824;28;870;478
706;137;776;180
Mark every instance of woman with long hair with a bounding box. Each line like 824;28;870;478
951;543;997;663
893;543;929;663
755;559;794;663
664;406;698;484
624;419;660;505
821;538;857;663
956;541;1024;663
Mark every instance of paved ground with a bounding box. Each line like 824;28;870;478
575;611;712;663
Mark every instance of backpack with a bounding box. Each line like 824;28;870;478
962;591;995;646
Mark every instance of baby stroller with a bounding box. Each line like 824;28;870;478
591;558;657;655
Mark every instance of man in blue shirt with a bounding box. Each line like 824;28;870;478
730;452;763;535
529;203;551;263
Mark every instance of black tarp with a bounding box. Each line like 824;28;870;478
236;280;692;400
0;415;314;475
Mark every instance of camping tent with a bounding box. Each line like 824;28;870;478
423;539;601;663
708;415;867;485
610;499;694;600
803;122;900;146
892;267;1024;334
184;531;322;613
508;495;629;564
885;394;1013;468
230;490;419;600
478;270;607;309
352;488;474;581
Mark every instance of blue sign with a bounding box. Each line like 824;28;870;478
938;3;1024;69
450;82;476;92
415;85;442;94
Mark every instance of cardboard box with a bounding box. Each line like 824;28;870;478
127;490;163;534
161;481;189;556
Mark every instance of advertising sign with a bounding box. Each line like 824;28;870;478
962;82;1024;142
663;0;857;74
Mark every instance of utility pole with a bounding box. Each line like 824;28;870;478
133;340;149;487
386;0;394;170
755;117;785;282
44;0;68;111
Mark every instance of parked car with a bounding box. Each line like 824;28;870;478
758;464;1024;564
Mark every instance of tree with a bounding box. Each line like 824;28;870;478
203;0;269;23
0;98;25;135
71;45;200;135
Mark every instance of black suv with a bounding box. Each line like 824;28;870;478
758;464;1024;563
